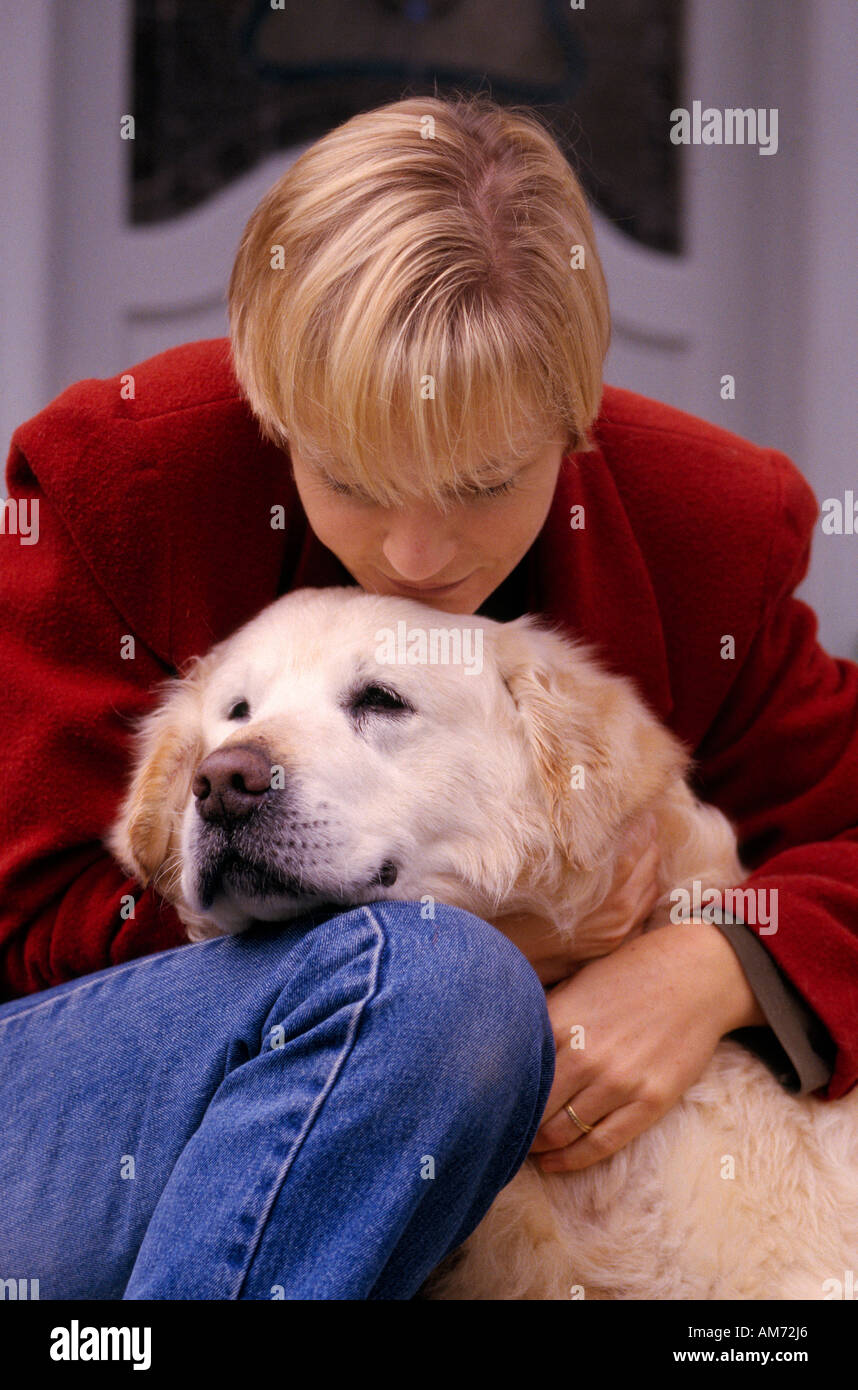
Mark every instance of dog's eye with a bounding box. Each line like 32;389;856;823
349;683;412;716
227;699;251;721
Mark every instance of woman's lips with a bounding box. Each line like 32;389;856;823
383;573;472;596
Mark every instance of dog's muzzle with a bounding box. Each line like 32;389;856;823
189;742;399;914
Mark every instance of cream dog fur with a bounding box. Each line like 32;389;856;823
109;587;858;1300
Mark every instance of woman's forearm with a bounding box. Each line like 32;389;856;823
687;917;768;1031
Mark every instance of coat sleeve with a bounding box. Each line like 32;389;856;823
694;447;858;1100
0;442;187;1001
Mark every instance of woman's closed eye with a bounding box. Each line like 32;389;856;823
457;476;518;499
321;474;374;502
321;476;519;503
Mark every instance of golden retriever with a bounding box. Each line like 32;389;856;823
109;586;858;1300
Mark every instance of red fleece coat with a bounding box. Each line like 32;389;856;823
2;338;857;1097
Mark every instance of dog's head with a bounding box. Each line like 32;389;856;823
109;587;688;937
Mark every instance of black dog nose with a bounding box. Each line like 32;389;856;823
193;745;273;824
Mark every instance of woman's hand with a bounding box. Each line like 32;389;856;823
566;810;662;961
530;919;766;1172
491;811;661;986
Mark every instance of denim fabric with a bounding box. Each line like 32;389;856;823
0;900;555;1300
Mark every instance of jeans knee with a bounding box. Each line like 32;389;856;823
367;899;555;1112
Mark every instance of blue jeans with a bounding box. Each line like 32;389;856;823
0;901;554;1299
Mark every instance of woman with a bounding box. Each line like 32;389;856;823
0;94;854;1300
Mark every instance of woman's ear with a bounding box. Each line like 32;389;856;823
494;617;689;872
107;655;212;897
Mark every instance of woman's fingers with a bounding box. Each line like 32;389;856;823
582;841;662;951
530;1076;624;1152
618;809;657;860
616;840;662;923
571;813;662;960
535;1102;654;1172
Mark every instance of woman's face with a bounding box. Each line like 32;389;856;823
289;432;570;615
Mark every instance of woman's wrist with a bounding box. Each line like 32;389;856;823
684;917;768;1032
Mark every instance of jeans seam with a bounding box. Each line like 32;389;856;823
0;947;205;1028
503;1005;556;1186
233;905;386;1299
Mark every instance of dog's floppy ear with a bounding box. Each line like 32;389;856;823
494;617;689;872
108;653;213;895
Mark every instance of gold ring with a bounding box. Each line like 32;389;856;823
564;1101;594;1134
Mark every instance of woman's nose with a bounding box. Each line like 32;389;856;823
381;512;459;583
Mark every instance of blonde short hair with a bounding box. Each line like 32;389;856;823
228;92;610;508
